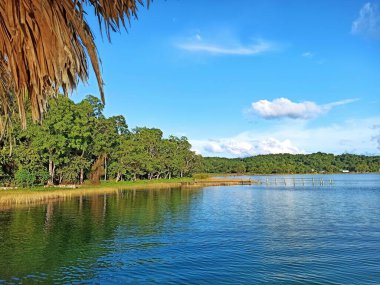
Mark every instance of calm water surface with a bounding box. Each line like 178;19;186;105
0;174;379;284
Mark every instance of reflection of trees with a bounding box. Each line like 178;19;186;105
0;188;199;282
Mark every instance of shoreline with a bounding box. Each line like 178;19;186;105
0;178;256;209
210;172;379;176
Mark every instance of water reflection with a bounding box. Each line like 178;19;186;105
1;175;380;284
0;188;199;283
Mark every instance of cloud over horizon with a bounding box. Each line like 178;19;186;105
191;137;301;158
190;117;380;158
250;98;357;120
352;2;380;37
372;124;380;150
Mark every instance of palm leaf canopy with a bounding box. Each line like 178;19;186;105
0;0;147;132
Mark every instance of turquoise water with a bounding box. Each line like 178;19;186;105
0;174;379;284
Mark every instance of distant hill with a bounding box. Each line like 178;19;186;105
200;153;380;174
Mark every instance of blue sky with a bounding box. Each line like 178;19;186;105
76;0;380;157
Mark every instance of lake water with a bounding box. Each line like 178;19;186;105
0;174;379;284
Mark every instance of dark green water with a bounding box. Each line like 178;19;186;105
0;174;379;284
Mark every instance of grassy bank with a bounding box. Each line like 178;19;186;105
0;177;256;209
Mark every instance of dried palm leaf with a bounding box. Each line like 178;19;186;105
0;0;147;135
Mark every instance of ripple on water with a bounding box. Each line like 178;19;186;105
0;174;380;284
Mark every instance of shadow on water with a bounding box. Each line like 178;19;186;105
0;188;200;284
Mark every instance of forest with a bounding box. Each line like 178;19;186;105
0;95;201;187
200;153;380;174
1;95;379;188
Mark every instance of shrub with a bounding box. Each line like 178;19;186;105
34;171;49;186
14;169;49;187
15;169;36;187
192;173;210;179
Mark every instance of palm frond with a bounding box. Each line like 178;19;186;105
0;0;147;134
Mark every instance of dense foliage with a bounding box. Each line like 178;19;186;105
1;95;379;187
201;153;380;174
0;95;200;187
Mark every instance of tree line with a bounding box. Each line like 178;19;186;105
1;96;379;187
0;95;200;187
200;153;380;174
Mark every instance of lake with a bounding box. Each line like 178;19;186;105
0;174;379;284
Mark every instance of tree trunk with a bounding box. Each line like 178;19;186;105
48;159;55;185
90;155;104;184
116;172;121;182
80;150;85;184
104;156;107;181
80;168;84;184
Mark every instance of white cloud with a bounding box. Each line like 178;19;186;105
323;99;358;109
251;98;321;119
253;138;301;154
302;52;315;58
250;98;357;120
352;2;380;37
191;117;380;157
191;137;302;158
371;124;380;149
176;36;275;56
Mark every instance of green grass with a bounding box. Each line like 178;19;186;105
0;178;195;208
0;178;196;192
0;177;255;208
90;177;196;188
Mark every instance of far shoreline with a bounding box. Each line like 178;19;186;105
211;172;380;177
